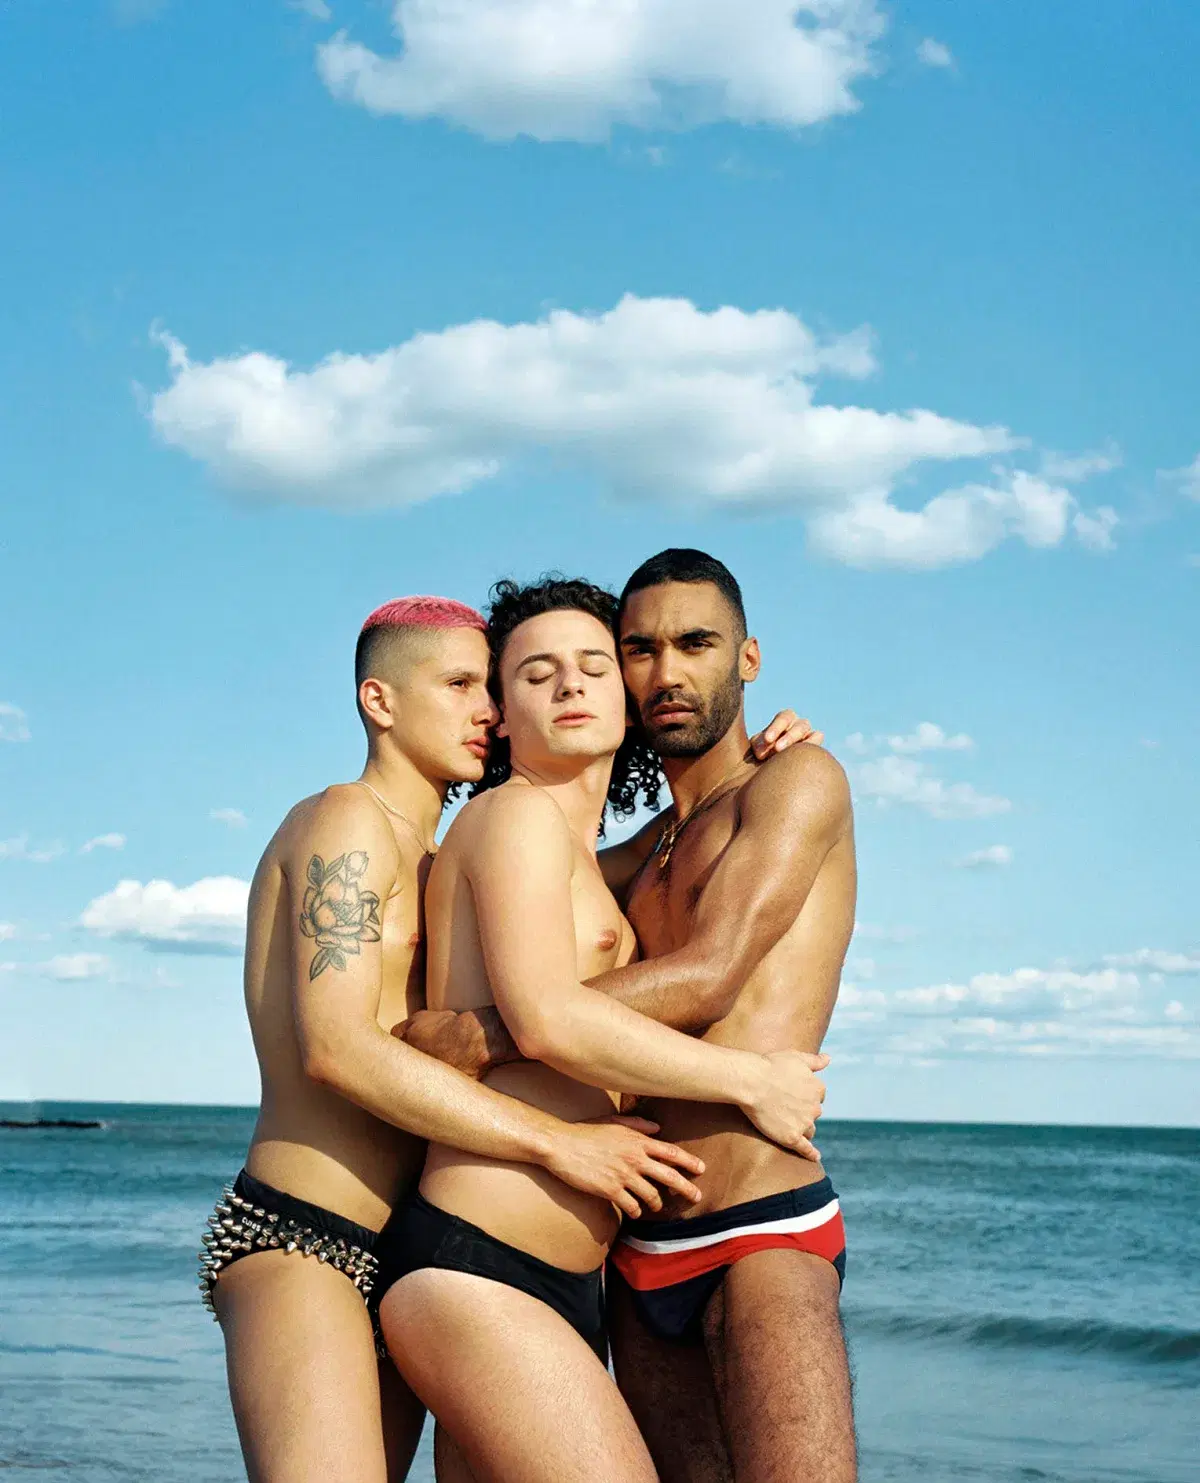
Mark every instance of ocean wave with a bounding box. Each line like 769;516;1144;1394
846;1307;1200;1364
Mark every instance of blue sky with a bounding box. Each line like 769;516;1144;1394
1;1;1197;1124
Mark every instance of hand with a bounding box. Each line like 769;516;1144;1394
542;1115;706;1220
749;710;824;761
739;1050;829;1161
391;1007;521;1079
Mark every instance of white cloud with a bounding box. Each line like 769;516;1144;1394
855;755;1011;819
291;0;332;18
210;808;248;828
956;844;1012;869
0;923;16;942
81;877;250;952
1072;505;1118;552
151;298;1107;570
894;967;1140;1018
0;704;31;743
1160;452;1200;501
0;835;66;864
1040;443;1121;483
113;0;167;24
80;833;127;854
1103;949;1200;976
41;953;110;982
317;0;886;142
886;721;973;754
916;38;953;69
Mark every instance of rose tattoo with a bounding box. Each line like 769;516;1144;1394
299;850;382;980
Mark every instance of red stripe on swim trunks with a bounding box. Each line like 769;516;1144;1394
612;1204;845;1292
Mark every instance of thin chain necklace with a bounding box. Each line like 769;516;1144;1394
357;780;437;855
654;762;747;870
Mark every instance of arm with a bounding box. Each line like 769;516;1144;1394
466;789;825;1153
284;790;703;1213
594;745;852;1033
597;710;825;899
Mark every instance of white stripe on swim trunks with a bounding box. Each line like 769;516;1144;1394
620;1198;840;1256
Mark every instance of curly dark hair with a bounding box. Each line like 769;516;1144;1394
471;575;663;825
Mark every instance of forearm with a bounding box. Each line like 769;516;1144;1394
586;946;730;1035
522;985;762;1105
307;1021;560;1165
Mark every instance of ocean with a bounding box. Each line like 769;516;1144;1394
1;1105;1195;1482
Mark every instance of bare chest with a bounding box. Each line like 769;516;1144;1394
377;849;430;1027
626;794;739;959
571;847;633;978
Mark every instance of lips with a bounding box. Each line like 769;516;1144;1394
464;737;490;759
650;704;696;725
554;711;596;726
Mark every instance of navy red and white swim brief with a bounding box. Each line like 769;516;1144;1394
609;1175;846;1343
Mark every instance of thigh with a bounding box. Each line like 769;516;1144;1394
380;1269;657;1483
608;1272;732;1483
215;1250;395;1483
434;1421;479;1483
704;1250;855;1483
380;1350;428;1482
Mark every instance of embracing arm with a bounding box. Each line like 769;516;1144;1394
283;790;704;1211
467;789;825;1153
592;745;853;1033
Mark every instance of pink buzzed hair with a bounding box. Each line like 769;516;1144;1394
360;595;486;635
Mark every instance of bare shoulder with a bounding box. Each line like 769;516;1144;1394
452;784;573;863
740;742;851;821
272;783;401;880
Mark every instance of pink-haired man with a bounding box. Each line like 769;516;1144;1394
201;597;716;1483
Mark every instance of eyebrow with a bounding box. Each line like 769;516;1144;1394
439;667;487;682
621;627;723;648
514;648;615;672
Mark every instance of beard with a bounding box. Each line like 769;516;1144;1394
639;664;743;758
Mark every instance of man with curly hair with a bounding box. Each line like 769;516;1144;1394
407;552;858;1483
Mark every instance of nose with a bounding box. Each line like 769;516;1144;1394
649;647;686;694
474;690;501;728
555;665;586;701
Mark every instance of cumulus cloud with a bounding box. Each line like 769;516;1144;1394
317;0;886;142
956;844;1012;869
291;0;332;18
855;755;1011;819
150;298;1113;570
885;721;973;754
0;704;31;743
894;966;1140;1018
0;923;16;942
81;877;250;953
916;38;953;69
211;808;248;828
1103;948;1200;975
41;953;110;982
0;835;65;864
80;833;126;854
1072;505;1118;552
1160;452;1200;501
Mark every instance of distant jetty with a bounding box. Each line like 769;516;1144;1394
1;1118;106;1130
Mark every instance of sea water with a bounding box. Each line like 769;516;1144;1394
1;1106;1196;1482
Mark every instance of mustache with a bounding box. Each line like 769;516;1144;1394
642;688;705;722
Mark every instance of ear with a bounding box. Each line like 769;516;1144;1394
359;677;394;731
495;710;510;739
739;636;761;684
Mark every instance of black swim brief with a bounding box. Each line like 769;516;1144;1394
375;1191;607;1362
608;1177;846;1344
198;1170;381;1318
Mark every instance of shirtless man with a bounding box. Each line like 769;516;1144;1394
409;551;857;1482
373;578;831;1483
199;596;719;1483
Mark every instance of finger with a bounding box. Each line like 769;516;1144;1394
799;1052;831;1070
809;729;825;746
613;1189;642;1220
642;1161;702;1204
626;1175;662;1213
791;1136;821;1162
644;1140;704;1175
608;1116;661;1135
389;1018;410;1040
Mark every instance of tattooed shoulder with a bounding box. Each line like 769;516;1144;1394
299;850;382;980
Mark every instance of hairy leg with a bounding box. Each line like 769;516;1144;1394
380;1270;657;1483
608;1274;732;1483
703;1250;855;1483
216;1251;421;1483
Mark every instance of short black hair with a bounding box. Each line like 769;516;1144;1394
472;575;663;823
617;548;748;640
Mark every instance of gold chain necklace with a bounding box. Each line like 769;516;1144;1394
357;781;437;855
654;763;747;870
